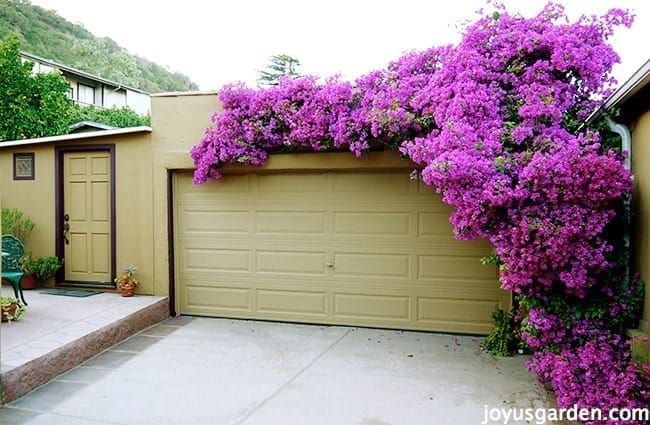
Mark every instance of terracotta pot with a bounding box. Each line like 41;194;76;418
120;286;135;297
21;275;37;290
1;304;18;322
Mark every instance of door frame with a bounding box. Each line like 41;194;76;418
54;145;116;287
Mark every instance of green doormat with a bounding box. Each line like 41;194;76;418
42;289;102;297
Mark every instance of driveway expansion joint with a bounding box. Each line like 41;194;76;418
235;327;353;425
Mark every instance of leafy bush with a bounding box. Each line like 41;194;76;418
30;256;63;281
1;208;35;244
482;309;518;357
67;104;150;128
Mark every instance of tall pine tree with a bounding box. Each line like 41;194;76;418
257;54;301;87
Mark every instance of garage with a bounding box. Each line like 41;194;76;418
173;167;510;334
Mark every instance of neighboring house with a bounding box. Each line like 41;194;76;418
589;59;650;363
19;51;151;115
68;121;117;134
0;92;508;336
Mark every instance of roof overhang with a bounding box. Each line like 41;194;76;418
586;59;650;125
151;90;219;97
0;126;152;149
68;120;118;132
19;51;150;95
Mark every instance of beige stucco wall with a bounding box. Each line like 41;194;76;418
0;144;56;257
150;92;220;298
0;132;155;294
112;133;155;295
631;109;650;333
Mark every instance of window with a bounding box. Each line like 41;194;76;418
13;153;35;180
77;83;95;106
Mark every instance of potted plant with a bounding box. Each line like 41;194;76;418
19;253;37;289
31;256;64;281
20;254;63;288
114;264;139;297
1;296;26;322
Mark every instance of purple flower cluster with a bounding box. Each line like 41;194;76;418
530;339;649;424
190;2;647;412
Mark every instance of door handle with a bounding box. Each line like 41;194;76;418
326;261;334;268
63;222;70;245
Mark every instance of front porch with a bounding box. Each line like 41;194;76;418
0;285;169;404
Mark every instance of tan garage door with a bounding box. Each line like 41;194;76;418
174;170;509;334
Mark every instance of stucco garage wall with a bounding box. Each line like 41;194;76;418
111;133;155;294
150;92;220;297
0;144;55;258
0;132;155;294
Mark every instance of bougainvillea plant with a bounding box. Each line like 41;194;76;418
191;2;649;420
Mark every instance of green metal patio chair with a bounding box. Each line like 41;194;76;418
1;234;27;305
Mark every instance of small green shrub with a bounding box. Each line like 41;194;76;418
482;308;518;356
31;256;63;281
1;208;35;244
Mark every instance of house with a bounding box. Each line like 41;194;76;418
20;51;150;116
0;91;508;335
589;60;650;362
68;121;117;134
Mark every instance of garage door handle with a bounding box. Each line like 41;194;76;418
326;261;334;268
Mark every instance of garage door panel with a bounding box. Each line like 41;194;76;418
181;210;250;234
334;212;410;236
334;293;410;321
330;279;503;299
185;286;251;311
184;248;250;273
256;211;326;234
257;290;328;316
417;298;504;326
185;174;250;195
333;172;412;195
333;253;410;278
175;170;509;334
417;255;498;280
257;173;327;194
417;212;455;237
256;250;327;275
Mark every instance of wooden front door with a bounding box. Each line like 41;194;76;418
61;151;113;285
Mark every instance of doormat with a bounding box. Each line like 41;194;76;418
41;289;102;297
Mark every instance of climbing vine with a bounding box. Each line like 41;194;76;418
191;3;648;419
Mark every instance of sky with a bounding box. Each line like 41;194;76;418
29;0;650;92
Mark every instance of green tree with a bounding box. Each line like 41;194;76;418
257;54;301;86
71;38;142;87
0;34;72;141
67;104;150;128
0;0;198;92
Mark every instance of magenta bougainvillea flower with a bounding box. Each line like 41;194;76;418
191;2;648;416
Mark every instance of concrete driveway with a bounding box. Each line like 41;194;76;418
0;316;555;425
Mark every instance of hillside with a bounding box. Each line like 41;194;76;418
0;0;198;93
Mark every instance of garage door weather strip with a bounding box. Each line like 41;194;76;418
233;328;353;424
